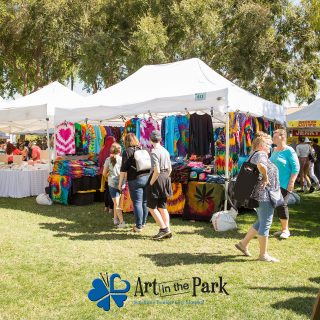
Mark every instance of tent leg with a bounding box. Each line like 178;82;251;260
53;123;57;164
46;118;52;171
224;111;230;211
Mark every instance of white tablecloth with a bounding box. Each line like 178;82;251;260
0;169;49;198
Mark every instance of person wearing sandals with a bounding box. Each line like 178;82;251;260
235;133;280;262
147;130;173;240
270;129;300;239
103;143;126;228
118;133;150;233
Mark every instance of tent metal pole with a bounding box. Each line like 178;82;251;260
46;118;51;171
224;111;230;211
53;123;57;164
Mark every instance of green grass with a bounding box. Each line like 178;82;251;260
0;193;319;320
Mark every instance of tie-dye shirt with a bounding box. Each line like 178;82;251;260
140;117;160;150
176;115;189;157
56;122;76;156
125;118;140;140
164;115;180;156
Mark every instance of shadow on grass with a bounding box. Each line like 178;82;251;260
141;252;251;266
0;194;319;241
272;296;315;318
249;283;320;318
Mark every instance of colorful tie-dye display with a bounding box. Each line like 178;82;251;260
167;183;185;215
139;117;160;150
183;182;224;221
52;159;99;178
55;122;76;156
176;115;189;157
48;174;72;205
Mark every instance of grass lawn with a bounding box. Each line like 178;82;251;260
0;193;319;320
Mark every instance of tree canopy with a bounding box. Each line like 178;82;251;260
0;0;319;103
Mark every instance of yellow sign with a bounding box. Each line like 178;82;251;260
287;120;320;128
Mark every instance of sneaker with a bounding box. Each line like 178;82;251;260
132;226;143;233
258;254;280;262
309;186;315;193
152;230;172;240
104;207;108;212
117;221;126;228
112;218;119;226
235;242;252;257
315;184;320;191
279;231;290;239
273;231;282;237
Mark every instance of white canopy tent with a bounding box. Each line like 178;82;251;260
0;82;85;169
287;98;320;129
54;58;285;124
55;58;285;209
0;81;85;134
54;58;285;209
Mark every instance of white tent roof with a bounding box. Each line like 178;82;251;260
55;58;285;124
287;98;320;124
0;81;85;133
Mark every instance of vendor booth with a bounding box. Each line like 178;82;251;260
0;82;86;198
50;58;285;219
286;98;320;144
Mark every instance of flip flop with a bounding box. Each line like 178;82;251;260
235;242;252;257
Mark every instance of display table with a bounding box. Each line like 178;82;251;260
183;182;225;221
0;164;49;198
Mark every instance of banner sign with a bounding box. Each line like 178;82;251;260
292;130;320;136
288;120;320;128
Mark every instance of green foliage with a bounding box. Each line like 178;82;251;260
0;0;319;103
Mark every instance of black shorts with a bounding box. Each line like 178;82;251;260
147;197;167;210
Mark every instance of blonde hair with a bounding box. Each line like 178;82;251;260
124;133;140;148
252;132;272;151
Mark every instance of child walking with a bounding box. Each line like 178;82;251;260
103;143;126;228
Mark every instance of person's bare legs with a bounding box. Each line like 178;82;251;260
258;235;268;257
149;208;166;229
158;208;170;229
280;218;289;232
113;197;124;224
240;227;258;250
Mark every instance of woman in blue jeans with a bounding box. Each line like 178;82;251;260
235;133;280;262
118;133;150;232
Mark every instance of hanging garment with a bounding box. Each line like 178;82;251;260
164;115;180;156
140;117;160;150
99;126;107;148
55;122;76;156
161;117;166;146
86;124;96;154
189;113;214;156
75;123;84;155
167;183;186;215
125;118;140;140
81;124;88;154
176;115;189;157
48;174;72;205
94;125;103;154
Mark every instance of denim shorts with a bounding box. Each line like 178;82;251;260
253;201;275;237
108;186;120;198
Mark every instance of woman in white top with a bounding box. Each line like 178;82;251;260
103;143;126;228
296;137;313;192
